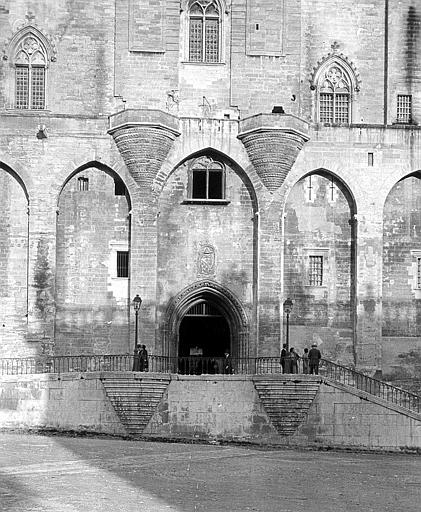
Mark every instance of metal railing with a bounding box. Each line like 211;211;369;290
0;354;420;414
320;359;421;414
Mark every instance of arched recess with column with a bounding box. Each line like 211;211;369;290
164;280;249;360
382;170;421;385
0;162;29;356
155;148;258;357
283;169;357;364
54;161;132;355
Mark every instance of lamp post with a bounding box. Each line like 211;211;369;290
132;294;142;352
283;297;293;351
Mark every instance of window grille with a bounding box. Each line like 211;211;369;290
190;156;225;200
117;251;129;278
186;301;221;316
14;35;47;110
77;177;89;191
397;95;412;124
189;1;220;63
319;65;351;124
417;257;421;289
309;256;323;286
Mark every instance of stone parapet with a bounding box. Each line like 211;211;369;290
108;109;180;188
238;113;310;192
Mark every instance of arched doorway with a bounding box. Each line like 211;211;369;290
165;280;249;361
179;300;230;357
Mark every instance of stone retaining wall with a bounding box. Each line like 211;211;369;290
0;373;420;451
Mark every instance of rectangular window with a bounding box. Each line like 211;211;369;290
335;94;350;124
117;251;129;278
77;177;89;191
309;256;323;286
189;18;203;62
368;152;374;166
16;66;29;109
417;257;421;289
205;19;219;63
320;93;333;123
397;95;412;123
31;67;46;110
192;169;207;198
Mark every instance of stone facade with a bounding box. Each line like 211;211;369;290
0;1;420;384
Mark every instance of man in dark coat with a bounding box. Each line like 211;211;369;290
308;343;322;375
139;345;149;372
280;344;287;373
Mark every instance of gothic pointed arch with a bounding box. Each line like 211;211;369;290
4;25;56;110
181;0;228;63
283;168;357;365
311;53;361;124
164;280;250;360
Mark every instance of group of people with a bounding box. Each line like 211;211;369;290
280;343;322;374
133;344;149;372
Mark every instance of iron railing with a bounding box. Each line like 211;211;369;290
0;354;420;414
320;359;421;414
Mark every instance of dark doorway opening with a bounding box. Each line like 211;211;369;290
178;301;230;357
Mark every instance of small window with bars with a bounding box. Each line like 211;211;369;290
417;257;421;289
117;251;129;278
77;177;89;191
397;95;412;124
309;256;323;286
189;1;220;63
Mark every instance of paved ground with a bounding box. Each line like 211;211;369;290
0;433;420;512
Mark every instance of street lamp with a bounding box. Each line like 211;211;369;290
132;294;142;352
283;298;293;351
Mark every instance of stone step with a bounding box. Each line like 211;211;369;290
101;376;170;435
253;377;320;437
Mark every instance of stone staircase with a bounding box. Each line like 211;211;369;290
253;375;321;436
101;374;170;435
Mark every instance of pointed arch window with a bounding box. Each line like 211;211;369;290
318;65;351;124
14;35;47;109
189;0;221;63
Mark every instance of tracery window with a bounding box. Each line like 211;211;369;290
14;35;47;109
318;65;351;124
189;0;221;63
189;156;225;200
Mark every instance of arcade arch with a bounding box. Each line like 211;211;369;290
54;163;131;355
283;169;357;364
0;163;29;355
382;171;421;378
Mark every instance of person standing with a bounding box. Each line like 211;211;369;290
302;347;309;374
132;343;142;371
309;343;322;375
280;344;287;373
290;347;299;374
139;344;149;372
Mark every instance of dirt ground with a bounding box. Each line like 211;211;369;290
0;432;420;512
